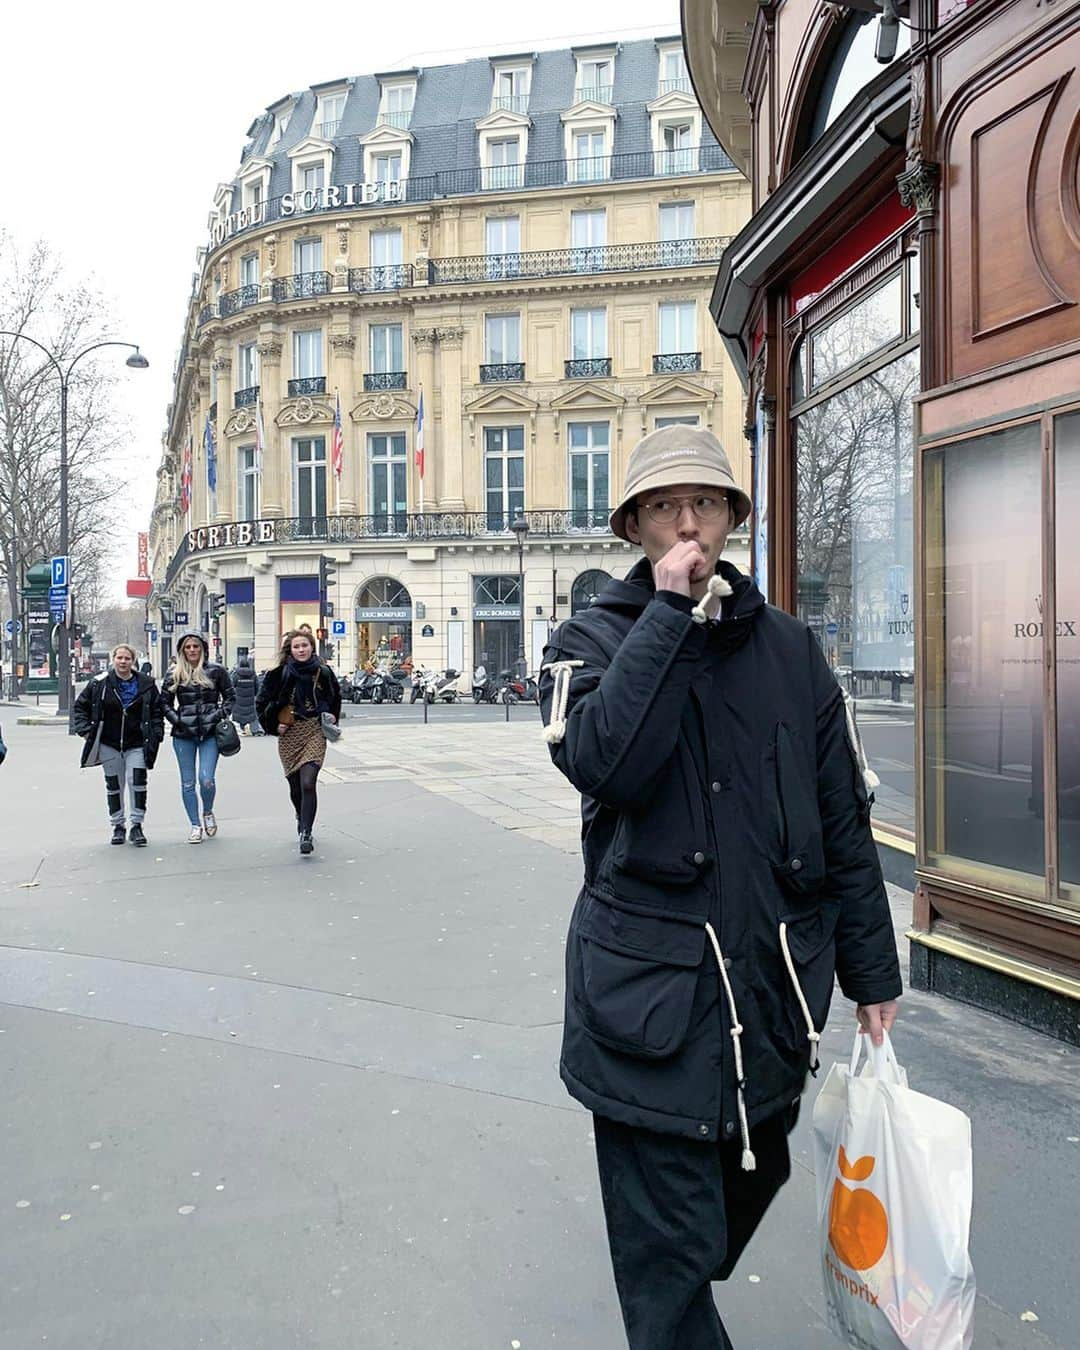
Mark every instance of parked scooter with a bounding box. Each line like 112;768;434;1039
496;669;540;704
472;664;498;704
417;667;460;704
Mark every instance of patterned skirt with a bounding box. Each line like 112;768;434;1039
277;717;327;776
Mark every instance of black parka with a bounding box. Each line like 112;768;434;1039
230;657;259;725
539;559;901;1146
72;670;164;769
255;661;342;735
161;635;234;740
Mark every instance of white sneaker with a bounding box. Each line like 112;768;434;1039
188;826;203;844
203;812;218;837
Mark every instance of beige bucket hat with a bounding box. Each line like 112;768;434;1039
608;425;751;542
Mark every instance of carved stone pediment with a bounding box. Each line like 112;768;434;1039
642;375;714;405
224;406;258;437
349;393;417;421
276;396;334;427
549;381;626;411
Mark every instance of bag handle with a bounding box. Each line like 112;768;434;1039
848;1028;904;1084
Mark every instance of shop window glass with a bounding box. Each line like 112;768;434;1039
795;348;918;836
924;422;1044;884
802;12;911;154
811;274;903;390
1055;411;1080;893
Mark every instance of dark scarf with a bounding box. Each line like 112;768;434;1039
286;655;325;719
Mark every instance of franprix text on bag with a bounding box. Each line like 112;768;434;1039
811;1030;975;1350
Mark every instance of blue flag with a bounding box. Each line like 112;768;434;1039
205;413;217;493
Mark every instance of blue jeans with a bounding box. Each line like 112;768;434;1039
172;735;219;826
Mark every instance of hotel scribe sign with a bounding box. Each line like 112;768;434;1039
209;179;408;247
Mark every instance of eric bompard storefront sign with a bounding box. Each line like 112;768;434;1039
209;180;409;247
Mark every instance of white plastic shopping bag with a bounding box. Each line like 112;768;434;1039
811;1030;975;1349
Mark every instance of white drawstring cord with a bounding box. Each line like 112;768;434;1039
691;574;733;625
704;921;756;1171
841;688;880;794
778;922;821;1072
541;660;584;745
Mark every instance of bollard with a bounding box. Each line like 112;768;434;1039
423;693;428;725
505;694;510;723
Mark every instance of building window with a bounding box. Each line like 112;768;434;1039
370;323;404;374
292;329;324;385
798;13;911;160
571;568;610;615
379;82;415;129
317;91;346;139
237;342;259;397
242;177;266;214
492;66;531;114
484;426;525;530
372;151;403;183
486;216;521;279
571;309;607;360
568;422;609;528
369;229;403;289
655;415;701;429
355;576;413;669
485;313;521;365
658;46;690;94
299;162;325;193
484;137;523;191
659;202;695;264
240;253;259;288
271;106;292;145
576;56;614;103
294;437;327;525
237;444;259;520
659;123;695;174
571;209;607;271
570;129;608;183
294;237;323;275
369;432;407;534
658;302;695;354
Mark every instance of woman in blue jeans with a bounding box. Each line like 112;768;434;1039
161;633;234;842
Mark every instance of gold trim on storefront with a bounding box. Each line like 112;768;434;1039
906;929;1080;1002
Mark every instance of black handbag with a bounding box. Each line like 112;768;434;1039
215;718;241;757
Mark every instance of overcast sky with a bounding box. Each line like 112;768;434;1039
1;0;681;595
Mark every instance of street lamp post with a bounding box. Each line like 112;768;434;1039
510;514;529;679
0;332;148;715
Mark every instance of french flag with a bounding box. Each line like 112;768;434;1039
415;387;425;480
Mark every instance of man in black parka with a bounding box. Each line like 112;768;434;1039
539;426;901;1349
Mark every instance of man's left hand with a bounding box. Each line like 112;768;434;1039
856;1000;899;1047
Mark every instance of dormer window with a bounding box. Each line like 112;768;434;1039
492;65;531;114
658;44;690;95
316;91;347;139
299;162;325;193
239;159;272;222
379;81;415;130
574;50;616;105
270;103;293;146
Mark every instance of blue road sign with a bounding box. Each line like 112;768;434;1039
175;611;189;625
51;556;70;588
3;618;22;635
49;585;69;601
826;621;839;637
331;619;346;637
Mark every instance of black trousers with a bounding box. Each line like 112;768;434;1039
594;1109;794;1350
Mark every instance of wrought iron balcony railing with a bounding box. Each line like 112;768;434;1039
319;120;342;138
348;264;414;293
272;271;332;302
219;284;261;317
574;84;614;104
377;110;412;129
287;376;327;396
429;235;728;285
658;77;692;94
198;303;217;327
653;351;702;373
565;357;612;379
491;94;530;114
568;155;611;184
364;371;407;391
656;148;697;175
166;508;622;585
480;362;525;383
234;385;260;408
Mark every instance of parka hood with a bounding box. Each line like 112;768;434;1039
175;632;210;659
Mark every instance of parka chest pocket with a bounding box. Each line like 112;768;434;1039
767;722;826;898
569;889;706;1059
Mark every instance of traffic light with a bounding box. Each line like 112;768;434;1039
319;556;336;596
211;593;227;620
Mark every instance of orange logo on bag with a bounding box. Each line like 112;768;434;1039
828;1145;889;1271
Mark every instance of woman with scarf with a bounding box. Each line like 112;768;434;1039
256;629;342;854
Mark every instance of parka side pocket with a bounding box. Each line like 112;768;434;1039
769;722;826;897
569;889;706;1059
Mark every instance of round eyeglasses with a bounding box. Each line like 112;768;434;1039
640;492;730;524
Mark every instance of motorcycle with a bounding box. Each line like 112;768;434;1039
472;665;498;704
416;667;460;704
369;666;405;704
496;669;540;704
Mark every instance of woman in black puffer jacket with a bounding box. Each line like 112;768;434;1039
161;633;234;843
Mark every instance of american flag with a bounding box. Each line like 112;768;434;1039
331;392;344;479
254;394;266;476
